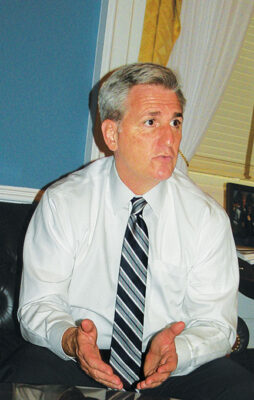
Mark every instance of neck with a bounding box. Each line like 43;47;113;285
114;165;158;195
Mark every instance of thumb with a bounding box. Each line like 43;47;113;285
80;319;97;336
167;321;185;339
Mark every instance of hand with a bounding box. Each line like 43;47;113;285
137;321;185;390
62;319;123;390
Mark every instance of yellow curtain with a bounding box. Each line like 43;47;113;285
138;0;182;66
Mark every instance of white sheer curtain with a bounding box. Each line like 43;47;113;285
168;0;254;173
88;0;146;162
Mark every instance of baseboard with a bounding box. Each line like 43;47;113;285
0;185;40;203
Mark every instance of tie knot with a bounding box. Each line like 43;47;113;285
131;197;147;216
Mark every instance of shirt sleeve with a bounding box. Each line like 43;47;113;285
18;189;81;360
172;203;239;376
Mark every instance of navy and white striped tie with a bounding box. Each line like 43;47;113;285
109;197;149;390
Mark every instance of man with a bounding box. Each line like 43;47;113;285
17;63;254;399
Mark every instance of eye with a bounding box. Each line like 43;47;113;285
144;119;155;126
170;119;182;128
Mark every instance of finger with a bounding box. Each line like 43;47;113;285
97;377;123;390
145;356;176;378
79;354;114;376
143;354;161;377
145;371;169;385
78;360;123;390
138;380;164;390
89;360;113;375
159;352;170;365
81;366;123;390
137;371;169;390
157;360;177;374
156;352;178;373
88;369;123;388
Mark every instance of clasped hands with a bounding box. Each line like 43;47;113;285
62;319;185;391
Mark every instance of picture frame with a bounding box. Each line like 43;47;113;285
226;182;254;251
226;183;254;299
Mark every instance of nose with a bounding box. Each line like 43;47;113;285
159;126;175;147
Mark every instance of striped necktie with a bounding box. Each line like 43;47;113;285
109;197;149;390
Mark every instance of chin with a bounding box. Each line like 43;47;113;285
155;168;174;181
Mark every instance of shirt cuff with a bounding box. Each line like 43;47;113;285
171;335;191;376
48;321;77;361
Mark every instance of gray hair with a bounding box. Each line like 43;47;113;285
98;62;185;122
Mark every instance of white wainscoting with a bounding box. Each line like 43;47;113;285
0;185;39;203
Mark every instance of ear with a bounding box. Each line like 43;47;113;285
101;119;119;151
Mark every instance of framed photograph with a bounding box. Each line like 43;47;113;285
226;183;254;260
226;183;254;248
226;183;254;298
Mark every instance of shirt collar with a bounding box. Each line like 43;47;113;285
109;160;134;214
109;159;169;217
143;179;167;218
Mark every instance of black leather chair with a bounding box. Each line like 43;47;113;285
0;201;37;380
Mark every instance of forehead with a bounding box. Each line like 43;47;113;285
125;84;181;111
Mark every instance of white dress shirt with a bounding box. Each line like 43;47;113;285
18;156;239;376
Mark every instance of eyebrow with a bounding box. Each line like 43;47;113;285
146;111;183;118
173;112;183;119
146;111;161;116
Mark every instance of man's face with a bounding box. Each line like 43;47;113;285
102;84;183;194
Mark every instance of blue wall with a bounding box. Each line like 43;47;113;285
0;0;102;189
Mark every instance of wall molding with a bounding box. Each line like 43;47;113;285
0;185;39;203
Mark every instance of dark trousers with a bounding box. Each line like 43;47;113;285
4;342;254;400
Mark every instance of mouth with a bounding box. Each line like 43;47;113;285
153;154;174;160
